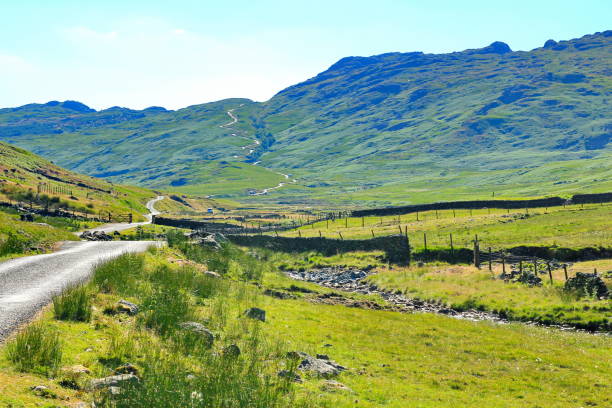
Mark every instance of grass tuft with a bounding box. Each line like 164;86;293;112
5;323;62;376
52;284;93;322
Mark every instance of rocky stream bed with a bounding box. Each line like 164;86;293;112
284;267;608;334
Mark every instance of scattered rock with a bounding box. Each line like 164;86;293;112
31;385;57;398
90;374;139;390
321;380;353;393
223;344;241;358
565;272;609;299
287;284;316;294
116;300;139;315
278;370;302;383
288;351;346;378
204;271;221;278
179;321;214;346
114;363;139;376
81;231;113;241
263;288;295;299
244;307;266;322
63;364;91;375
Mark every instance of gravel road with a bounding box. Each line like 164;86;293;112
0;240;160;341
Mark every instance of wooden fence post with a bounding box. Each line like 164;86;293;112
563;264;568;281
326;219;329;229
519;261;523;274
338;232;343;240
398;226;403;235
547;262;553;285
298;230;301;238
533;259;538;275
416;212;419;221
488;247;492;271
345;217;348;228
362;217;364;227
371;229;375;238
423;232;427;252
473;237;480;269
502;254;506;275
450;233;454;258
318;230;322;238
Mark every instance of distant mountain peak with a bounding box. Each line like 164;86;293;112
473;41;512;54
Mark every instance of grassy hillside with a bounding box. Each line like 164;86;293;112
0;32;610;205
0;141;155;220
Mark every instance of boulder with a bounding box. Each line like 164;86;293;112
204;271;221;278
288;351;346;378
321;380;353;393
278;370;302;383
90;374;138;390
117;300;139;315
179;321;214;346
114;363;139;376
244;307;266;322
223;344;241;358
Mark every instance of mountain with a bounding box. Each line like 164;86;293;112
1;31;610;206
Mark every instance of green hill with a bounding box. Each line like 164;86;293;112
0;141;155;220
0;31;610;206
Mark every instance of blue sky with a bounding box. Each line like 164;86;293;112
1;0;610;110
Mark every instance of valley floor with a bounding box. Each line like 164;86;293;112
0;241;609;407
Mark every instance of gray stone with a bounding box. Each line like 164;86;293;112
179;321;214;345
288;351;346;378
90;374;139;390
244;307;266;322
117;299;139;315
278;370;302;383
223;344;241;358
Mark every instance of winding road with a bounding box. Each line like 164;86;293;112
0;196;165;341
83;195;165;234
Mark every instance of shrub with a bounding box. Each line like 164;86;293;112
53;284;92;322
5;324;62;376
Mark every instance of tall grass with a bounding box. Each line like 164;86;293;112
52;284;92;322
5;324;62;376
166;230;269;281
93;253;145;295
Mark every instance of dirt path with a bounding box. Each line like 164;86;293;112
221;106;297;195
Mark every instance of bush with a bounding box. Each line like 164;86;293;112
5;324;62;376
53;284;93;321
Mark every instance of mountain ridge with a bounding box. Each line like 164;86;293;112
0;30;610;205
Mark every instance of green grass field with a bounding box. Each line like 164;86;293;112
279;203;612;251
1;243;609;407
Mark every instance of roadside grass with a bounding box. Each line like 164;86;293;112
0;209;77;260
52;284;93;322
5;323;62;377
280;203;612;250
1;241;610;407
